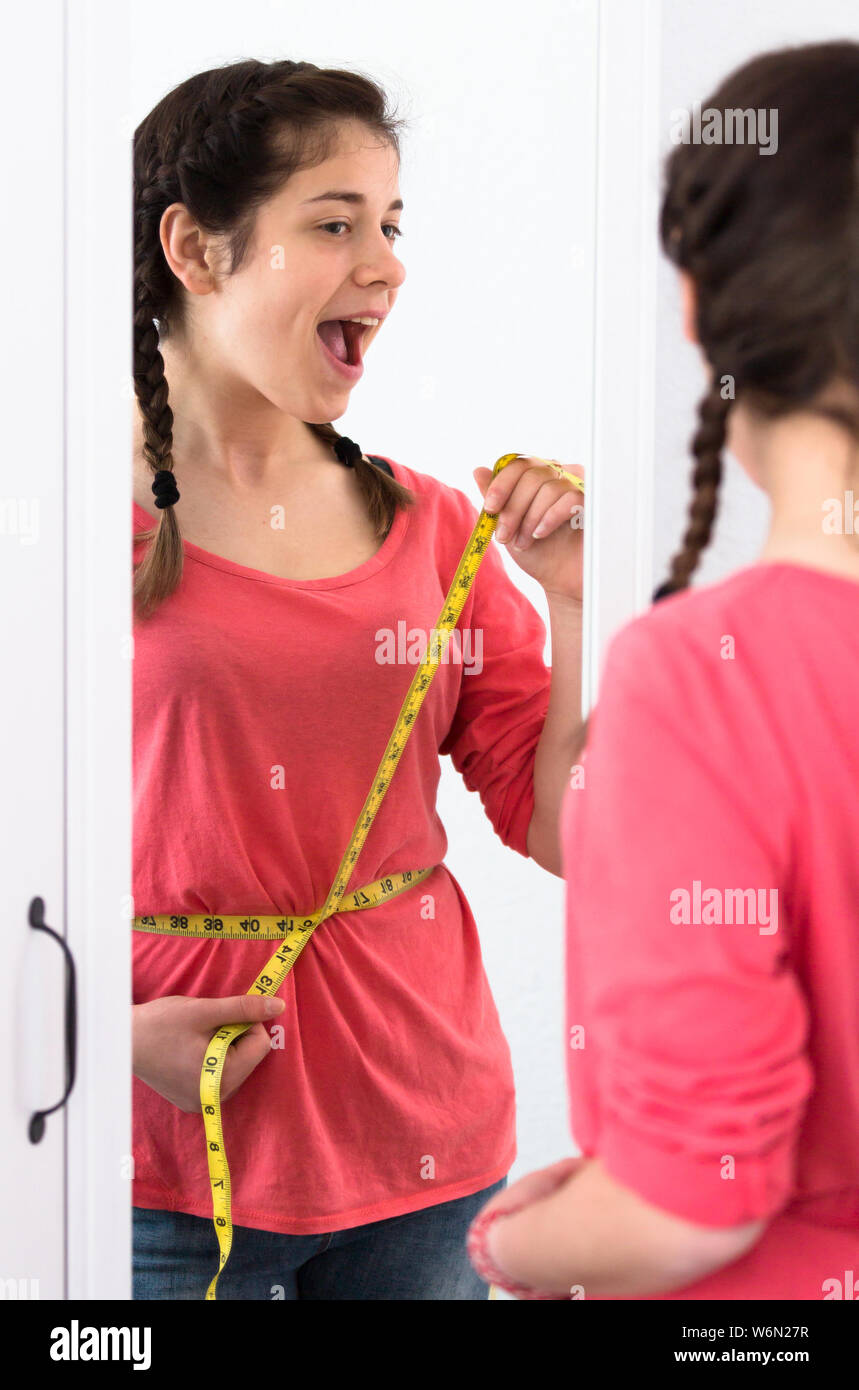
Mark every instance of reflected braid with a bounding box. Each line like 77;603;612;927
653;382;731;599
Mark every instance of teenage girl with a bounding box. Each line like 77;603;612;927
130;58;586;1299
467;40;859;1300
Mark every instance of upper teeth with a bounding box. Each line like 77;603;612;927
343;316;380;326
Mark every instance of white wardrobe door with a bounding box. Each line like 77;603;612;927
0;0;67;1300
0;0;133;1300
64;0;133;1298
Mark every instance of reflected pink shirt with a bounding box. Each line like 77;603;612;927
131;455;551;1234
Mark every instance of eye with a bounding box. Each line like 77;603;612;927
320;221;404;241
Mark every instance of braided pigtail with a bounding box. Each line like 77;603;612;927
307;420;416;538
132;258;184;619
652;382;731;600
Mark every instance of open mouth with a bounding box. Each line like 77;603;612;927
316;320;368;367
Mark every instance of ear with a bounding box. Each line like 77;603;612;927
678;270;699;345
159;203;216;297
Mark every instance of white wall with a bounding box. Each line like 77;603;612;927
130;0;599;1182
654;0;859;591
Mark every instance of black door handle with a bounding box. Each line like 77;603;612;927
28;896;77;1143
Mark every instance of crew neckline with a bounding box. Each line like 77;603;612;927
132;455;411;590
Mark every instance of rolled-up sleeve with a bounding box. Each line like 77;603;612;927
563;615;814;1228
439;523;552;859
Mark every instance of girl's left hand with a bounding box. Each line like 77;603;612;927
477;1155;587;1227
473;455;585;603
471;1156;589;1291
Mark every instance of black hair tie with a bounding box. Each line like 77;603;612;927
152;469;180;508
333;435;363;468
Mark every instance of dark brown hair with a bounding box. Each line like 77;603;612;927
653;41;859;600
133;58;416;619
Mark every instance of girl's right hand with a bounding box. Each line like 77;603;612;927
132;993;285;1113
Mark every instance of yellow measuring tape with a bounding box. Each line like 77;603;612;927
132;453;584;1299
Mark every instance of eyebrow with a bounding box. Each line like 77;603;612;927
300;190;404;211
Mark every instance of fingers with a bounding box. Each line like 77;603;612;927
221;1023;278;1098
471;466;496;498
190;992;285;1029
480;456;531;514
534;1155;587;1191
480;457;584;547
480;1157;585;1220
516;489;585;548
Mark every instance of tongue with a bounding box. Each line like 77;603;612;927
317;320;348;363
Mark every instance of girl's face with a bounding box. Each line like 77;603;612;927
168;120;406;426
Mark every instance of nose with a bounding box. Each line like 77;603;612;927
357;234;406;292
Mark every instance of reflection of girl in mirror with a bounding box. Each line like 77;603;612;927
130;58;587;1299
470;41;859;1299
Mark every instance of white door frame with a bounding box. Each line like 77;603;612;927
583;0;662;714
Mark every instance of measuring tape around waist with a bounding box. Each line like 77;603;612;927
133;866;437;940
132;453;581;1299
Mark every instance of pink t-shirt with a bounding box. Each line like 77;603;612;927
131;455;551;1234
561;562;859;1299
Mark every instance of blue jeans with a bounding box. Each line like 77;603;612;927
133;1177;507;1300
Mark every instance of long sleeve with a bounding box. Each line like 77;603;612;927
439;525;552;858
562;612;815;1228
